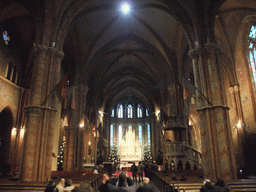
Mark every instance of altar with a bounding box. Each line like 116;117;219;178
120;159;141;171
117;127;143;172
119;127;142;162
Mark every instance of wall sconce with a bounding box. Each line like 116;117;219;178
11;127;17;137
237;121;243;129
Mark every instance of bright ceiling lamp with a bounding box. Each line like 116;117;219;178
121;3;131;14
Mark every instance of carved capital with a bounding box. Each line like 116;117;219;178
48;47;65;60
23;105;57;117
33;45;48;56
23;106;43;117
188;45;204;58
204;42;219;54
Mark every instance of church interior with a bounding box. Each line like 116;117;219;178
1;0;256;191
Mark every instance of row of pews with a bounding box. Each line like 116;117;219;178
0;171;102;192
51;171;102;191
150;170;256;192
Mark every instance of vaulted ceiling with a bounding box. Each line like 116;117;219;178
1;0;254;114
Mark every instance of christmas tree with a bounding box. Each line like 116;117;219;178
143;143;152;161
57;136;66;171
109;138;119;162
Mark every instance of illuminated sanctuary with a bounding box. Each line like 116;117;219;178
1;0;256;191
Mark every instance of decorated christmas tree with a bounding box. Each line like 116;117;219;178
143;143;152;161
109;138;119;162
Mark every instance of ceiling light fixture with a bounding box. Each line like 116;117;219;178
121;3;130;14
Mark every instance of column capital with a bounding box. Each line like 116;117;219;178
33;45;48;56
23;105;57;117
204;42;219;54
48;47;65;60
188;43;219;58
188;45;204;58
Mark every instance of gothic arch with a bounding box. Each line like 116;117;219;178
0;107;14;176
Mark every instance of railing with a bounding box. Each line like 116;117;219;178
165;141;202;166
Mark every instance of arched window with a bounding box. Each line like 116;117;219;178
146;108;149;116
127;104;133;118
111;109;115;117
118;125;123;146
110;125;114;147
248;25;256;85
147;124;150;146
137;105;142;118
118;105;123;118
138;125;142;144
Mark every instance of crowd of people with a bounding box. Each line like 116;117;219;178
45;160;230;192
44;178;93;192
98;171;159;192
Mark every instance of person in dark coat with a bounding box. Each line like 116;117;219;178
44;179;58;192
214;178;230;192
200;179;220;192
136;183;159;192
151;161;158;172
98;172;112;192
137;161;144;183
131;163;137;182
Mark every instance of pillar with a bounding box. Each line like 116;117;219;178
189;43;237;182
21;45;64;182
21;45;48;182
63;85;88;171
43;47;64;180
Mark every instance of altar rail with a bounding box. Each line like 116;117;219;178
165;141;202;168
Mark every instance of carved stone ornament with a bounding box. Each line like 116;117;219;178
33;45;48;56
48;47;65;60
23;105;57;117
23;106;42;117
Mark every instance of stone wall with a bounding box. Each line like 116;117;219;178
0;75;21;121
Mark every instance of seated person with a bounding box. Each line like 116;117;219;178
72;182;93;192
64;179;75;192
111;172;136;192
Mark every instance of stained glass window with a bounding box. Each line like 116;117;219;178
110;125;114;147
111;109;115;117
2;31;10;45
137;105;142;118
118;125;123;146
118;105;123;118
146;109;149;116
147;124;150;146
248;25;256;85
127;104;133;118
138;125;142;144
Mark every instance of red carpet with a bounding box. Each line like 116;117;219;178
113;171;145;177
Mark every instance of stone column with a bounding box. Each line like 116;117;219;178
64;126;78;171
21;45;65;182
43;47;64;180
21;45;48;182
189;43;237;182
63;85;88;170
